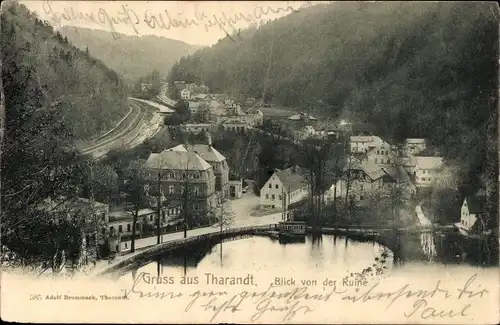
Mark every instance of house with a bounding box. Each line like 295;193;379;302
228;179;243;199
415;157;444;187
260;165;309;209
199;84;209;93
141;83;153;92
365;140;394;165
184;138;230;199
349;135;384;154
174;81;186;91
183;123;212;134
335;161;386;203
404;138;426;156
187;100;200;114
181;89;190;100
380;165;416;197
144;148;217;219
457;192;486;233
42;196;109;263
287;112;317;121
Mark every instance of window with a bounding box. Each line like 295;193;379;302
360;195;364;200
266;194;269;199
374;158;378;163
194;187;200;195
169;185;174;194
269;183;272;188
275;184;279;189
150;215;153;221
109;226;114;233
101;213;106;221
272;194;275;200
118;225;123;233
127;224;131;232
193;203;199;211
101;227;106;235
279;195;282;200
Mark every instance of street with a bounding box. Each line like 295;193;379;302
119;192;283;252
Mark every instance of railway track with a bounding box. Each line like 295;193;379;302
80;102;146;155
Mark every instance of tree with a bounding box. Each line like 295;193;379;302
123;160;148;253
192;103;211;123
1;4;87;269
209;191;235;267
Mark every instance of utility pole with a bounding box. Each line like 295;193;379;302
156;171;162;245
88;160;99;263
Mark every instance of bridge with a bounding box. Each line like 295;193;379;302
97;223;454;277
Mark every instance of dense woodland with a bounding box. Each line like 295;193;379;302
60;26;201;82
1;2;132;268
3;4;130;140
168;1;498;223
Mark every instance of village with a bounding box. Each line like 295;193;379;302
27;79;490;272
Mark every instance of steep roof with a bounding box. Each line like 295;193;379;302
168;144;188;152
274;166;309;192
381;165;411;183
357;161;386;181
466;194;486;214
416;156;443;170
144;150;211;171
288;112;317;120
108;211;132;222
185;144;226;163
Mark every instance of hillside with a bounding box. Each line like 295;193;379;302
168;2;498;195
60;26;201;82
2;3;131;140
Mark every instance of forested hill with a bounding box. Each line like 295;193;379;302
60;26;201;82
2;2;130;140
169;1;498;191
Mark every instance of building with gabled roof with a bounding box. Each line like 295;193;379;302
260;165;310;209
404;138;426;156
350;135;385;154
185;142;230;198
144;147;216;218
415;156;444;187
457;191;487;233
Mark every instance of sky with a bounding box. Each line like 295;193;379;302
22;1;321;46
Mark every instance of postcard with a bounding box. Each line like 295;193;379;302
1;0;499;323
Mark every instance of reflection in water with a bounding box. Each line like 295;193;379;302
124;235;394;281
420;232;437;261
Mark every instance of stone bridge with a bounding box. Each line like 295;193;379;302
98;224;454;276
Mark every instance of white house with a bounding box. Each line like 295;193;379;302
349;135;384;154
415;157;444;187
260;165;309;209
366;141;394;166
181;89;190;100
457;193;485;232
404;138;426;156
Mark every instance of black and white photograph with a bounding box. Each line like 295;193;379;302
1;1;499;323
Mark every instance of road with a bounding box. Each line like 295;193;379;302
119;210;283;252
